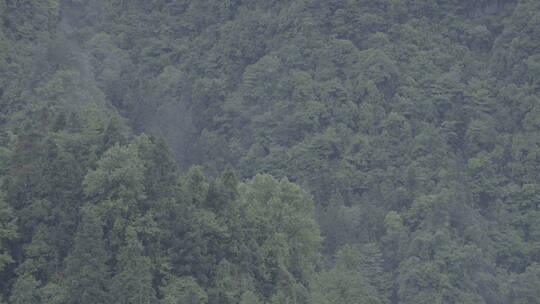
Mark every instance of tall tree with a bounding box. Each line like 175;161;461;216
238;174;322;300
63;206;110;304
83;142;146;248
110;227;157;304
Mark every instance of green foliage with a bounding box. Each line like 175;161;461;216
110;227;157;304
83;142;146;247
239;290;262;304
507;263;540;304
1;0;540;303
9;273;41;304
311;245;384;304
238;174;322;293
0;195;16;273
63;206;110;304
160;276;208;304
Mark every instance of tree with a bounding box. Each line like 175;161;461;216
239;290;262;304
311;245;384;304
83;142;146;248
9;273;41;304
110;227;157;304
507;263;540;304
238;174;322;299
0;193;16;273
160;276;207;304
63;206;110;304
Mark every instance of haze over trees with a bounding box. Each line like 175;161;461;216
1;0;540;303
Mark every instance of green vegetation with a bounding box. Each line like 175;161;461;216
1;0;540;303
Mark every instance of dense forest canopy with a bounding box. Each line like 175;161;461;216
1;0;540;303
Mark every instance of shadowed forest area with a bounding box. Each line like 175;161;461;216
1;0;540;303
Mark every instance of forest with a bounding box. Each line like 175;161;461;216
1;0;540;303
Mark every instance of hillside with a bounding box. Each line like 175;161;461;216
1;0;540;303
